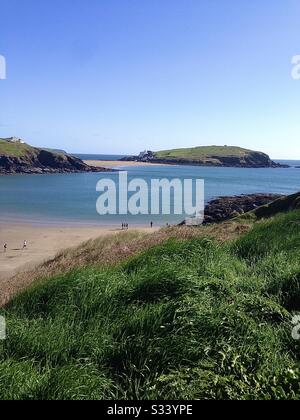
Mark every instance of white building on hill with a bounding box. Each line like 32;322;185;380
2;137;25;144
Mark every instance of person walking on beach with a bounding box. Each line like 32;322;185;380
3;243;7;253
23;240;27;250
150;221;153;228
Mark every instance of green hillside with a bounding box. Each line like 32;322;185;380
0;138;107;174
1;210;300;400
0;139;34;157
155;145;254;160
153;145;280;167
0;139;66;158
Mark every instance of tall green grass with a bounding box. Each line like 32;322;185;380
1;212;300;400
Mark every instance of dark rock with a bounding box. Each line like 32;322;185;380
0;148;114;175
252;192;300;219
202;193;283;225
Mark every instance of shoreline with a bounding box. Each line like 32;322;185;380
0;217;159;228
84;159;297;169
0;213;170;228
0;191;291;284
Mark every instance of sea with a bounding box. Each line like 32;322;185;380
0;155;299;226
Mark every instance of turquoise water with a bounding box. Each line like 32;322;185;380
0;160;299;226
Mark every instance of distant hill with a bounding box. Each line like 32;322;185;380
123;146;288;168
0;139;112;174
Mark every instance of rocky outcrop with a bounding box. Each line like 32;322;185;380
0;148;113;174
250;192;300;219
202;194;282;224
180;192;300;226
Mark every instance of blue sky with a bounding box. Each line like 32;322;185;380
0;0;300;158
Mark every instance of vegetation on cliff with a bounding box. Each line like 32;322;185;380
0;139;110;174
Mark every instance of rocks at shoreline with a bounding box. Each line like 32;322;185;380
202;193;282;225
0;154;114;174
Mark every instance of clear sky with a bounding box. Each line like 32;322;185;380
0;0;300;158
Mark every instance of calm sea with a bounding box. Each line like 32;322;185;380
0;157;299;226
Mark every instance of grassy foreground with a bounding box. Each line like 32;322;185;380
0;212;300;400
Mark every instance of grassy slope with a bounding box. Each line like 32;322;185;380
0;139;66;159
155;146;258;161
0;213;300;400
0;223;250;307
0;140;35;157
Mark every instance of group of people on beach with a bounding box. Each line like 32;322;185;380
121;221;154;230
3;240;27;253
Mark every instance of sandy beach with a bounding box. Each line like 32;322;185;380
84;160;169;168
0;224;157;282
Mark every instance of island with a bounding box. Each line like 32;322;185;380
0;138;113;174
122;146;289;168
